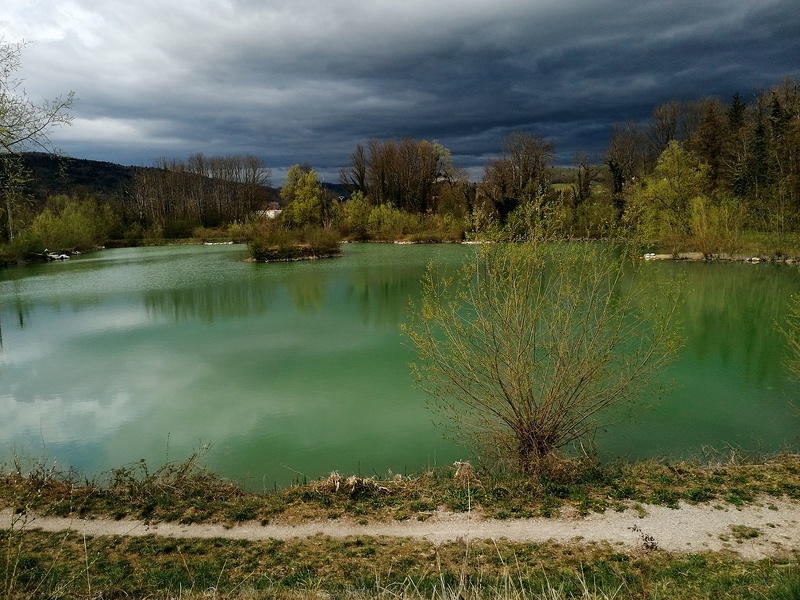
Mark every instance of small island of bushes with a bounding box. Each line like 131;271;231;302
247;223;341;262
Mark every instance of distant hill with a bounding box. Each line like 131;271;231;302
14;153;282;206
321;182;351;200
17;153;137;202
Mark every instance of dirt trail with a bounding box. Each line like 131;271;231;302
3;499;800;560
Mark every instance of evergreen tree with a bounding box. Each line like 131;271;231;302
728;92;746;130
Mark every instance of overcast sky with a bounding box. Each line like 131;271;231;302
3;0;798;183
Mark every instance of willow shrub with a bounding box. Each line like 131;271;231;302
404;239;683;475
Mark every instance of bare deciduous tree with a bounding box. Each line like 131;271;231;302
339;143;368;195
503;131;554;200
131;154;271;231
571;151;601;211
479;132;555;225
0;39;74;155
648;100;684;155
1;38;73;241
340;138;461;214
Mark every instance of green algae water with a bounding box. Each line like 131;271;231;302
1;244;798;487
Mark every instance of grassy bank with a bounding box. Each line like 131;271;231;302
4;453;800;526
2;454;800;598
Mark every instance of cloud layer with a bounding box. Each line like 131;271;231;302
3;0;798;180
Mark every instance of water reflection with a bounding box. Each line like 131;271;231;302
680;263;792;385
143;283;278;322
284;268;330;313
140;263;333;320
0;245;462;484
347;265;425;326
3;282;31;331
599;260;800;458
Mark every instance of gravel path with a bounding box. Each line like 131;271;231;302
3;500;799;560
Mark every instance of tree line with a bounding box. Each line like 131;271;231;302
608;80;800;255
273;76;799;254
127;154;273;238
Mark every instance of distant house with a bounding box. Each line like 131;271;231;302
255;209;283;219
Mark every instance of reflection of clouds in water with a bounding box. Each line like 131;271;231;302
70;309;152;336
0;305;151;366
0;337;50;368
0;391;135;445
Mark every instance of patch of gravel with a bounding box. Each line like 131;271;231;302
3;498;799;560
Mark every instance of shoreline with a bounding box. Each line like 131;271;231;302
644;251;800;264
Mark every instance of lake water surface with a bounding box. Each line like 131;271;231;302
1;244;798;487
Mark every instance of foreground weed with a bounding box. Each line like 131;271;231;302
2;463;85;599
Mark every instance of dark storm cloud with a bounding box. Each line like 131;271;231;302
3;0;798;181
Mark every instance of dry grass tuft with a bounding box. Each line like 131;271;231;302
313;471;390;498
453;461;482;490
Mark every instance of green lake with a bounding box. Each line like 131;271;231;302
1;243;798;488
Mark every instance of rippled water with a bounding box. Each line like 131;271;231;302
1;244;798;487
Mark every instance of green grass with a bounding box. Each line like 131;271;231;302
2;529;799;599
